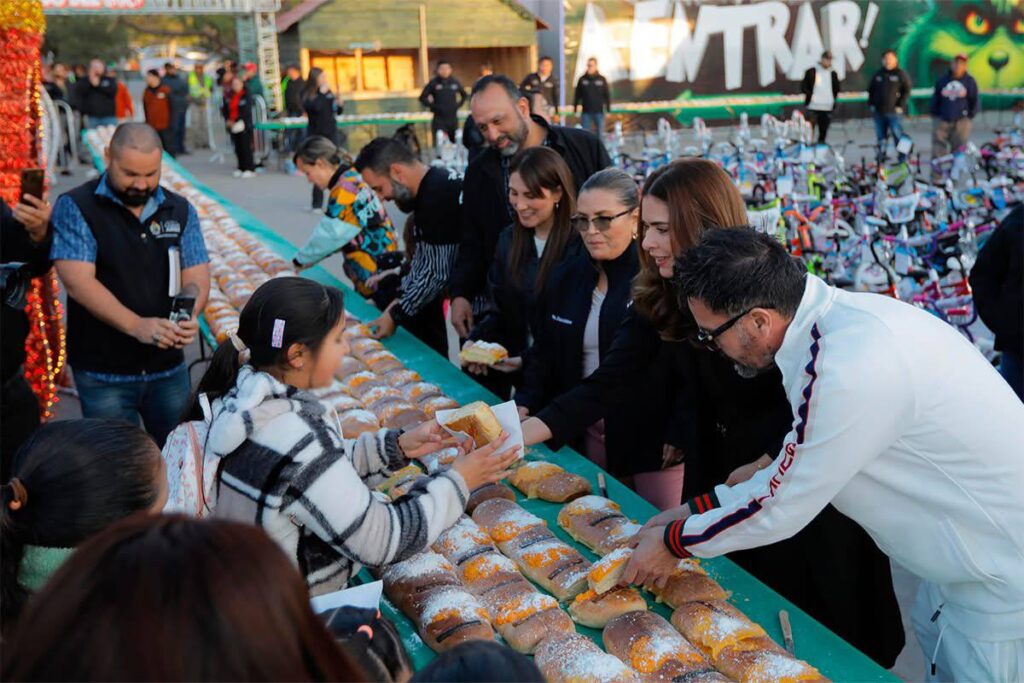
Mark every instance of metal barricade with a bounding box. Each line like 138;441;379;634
252;94;270;164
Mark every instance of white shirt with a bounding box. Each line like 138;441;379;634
676;275;1024;638
808;65;835;111
582;287;605;378
534;236;547;258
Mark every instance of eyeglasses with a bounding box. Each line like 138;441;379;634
695;305;772;350
570;208;633;233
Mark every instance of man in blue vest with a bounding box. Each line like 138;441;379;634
51;123;210;446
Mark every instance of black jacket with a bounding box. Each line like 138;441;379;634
520;72;559;108
800;65;840;110
284;77;306;116
518;245;672;475
304;90;341;143
452;115;611;302
1;202;52;384
969;204;1022;354
462;117;486;162
161;73;189;113
221;88;254;127
419;76;466;119
469;226;583;357
73;76;117;118
867;67;912;113
574;73;611;114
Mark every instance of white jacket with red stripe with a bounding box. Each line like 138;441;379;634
666;275;1024;639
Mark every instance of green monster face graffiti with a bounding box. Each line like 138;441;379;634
897;0;1024;89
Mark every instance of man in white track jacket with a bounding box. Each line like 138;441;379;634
626;228;1024;682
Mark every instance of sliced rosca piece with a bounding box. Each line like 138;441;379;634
669;600;768;661
535;632;640;683
588;547;633;595
604;610;711;682
711;637;829;683
557;495;641;555
508;537;591;601
440;400;502;447
488;586;575;654
646;558;729;609
459;551;527;595
569;586;648;629
508;460;592;503
380;551;462;616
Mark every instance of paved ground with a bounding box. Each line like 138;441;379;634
49;110;1017;681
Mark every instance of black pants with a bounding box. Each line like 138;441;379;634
401;296;448;357
431;116;457;144
230;130;255;171
1;373;41;482
157;127;176;158
810;109;832;143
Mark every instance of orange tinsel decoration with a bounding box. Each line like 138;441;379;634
1;1;64;418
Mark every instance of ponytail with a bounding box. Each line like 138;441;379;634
187;277;346;420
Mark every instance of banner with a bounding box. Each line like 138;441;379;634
564;0;1024;101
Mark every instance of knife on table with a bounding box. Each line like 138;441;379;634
779;609;795;654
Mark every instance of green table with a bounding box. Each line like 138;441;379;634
83;135;897;682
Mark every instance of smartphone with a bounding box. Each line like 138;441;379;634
169;295;196;323
20;168;45;201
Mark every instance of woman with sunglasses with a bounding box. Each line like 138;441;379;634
521;158;905;668
463;146;582;399
516;168;673;487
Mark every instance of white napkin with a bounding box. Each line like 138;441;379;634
310;580;383;614
435;400;525;459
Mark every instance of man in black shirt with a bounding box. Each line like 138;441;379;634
74;59;118;129
574;57;611;135
162;62;190;155
867;50;913;160
419;60;467;145
450;74;611;339
1;195;52;478
520;56;559;116
355;137;461;355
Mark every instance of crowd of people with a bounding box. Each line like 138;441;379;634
2;51;1021;681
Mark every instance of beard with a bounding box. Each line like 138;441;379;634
391;180;415;213
493;114;530;157
111;184;155;207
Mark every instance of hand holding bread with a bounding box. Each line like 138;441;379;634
451;433;521;490
398;420;460;460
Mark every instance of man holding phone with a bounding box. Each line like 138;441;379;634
1;191;52;479
51;122;210;446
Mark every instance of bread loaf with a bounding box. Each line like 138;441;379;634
568;586;648;628
338;408;381;437
557;495;641;555
459;341;509;366
440;401;502;447
433;517;496;566
669;600;768;660
419;395;459;418
380;552;462;616
535;632;640;683
507;537;591;601
508;461;592;503
646;559;729;608
471;498;546;554
465;482;516;514
711;639;828;683
588;547;632;595
415;586;495;652
485;584;575;654
604;610;710;682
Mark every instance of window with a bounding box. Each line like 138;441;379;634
310;50;418;93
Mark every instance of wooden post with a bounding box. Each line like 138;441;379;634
354;47;364;92
528;43;538;78
418;4;429;86
299;48;310;78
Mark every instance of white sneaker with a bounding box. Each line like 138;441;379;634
232;170;243;178
241;170;256;178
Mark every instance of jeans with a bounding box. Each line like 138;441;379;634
1000;349;1023;401
86;115;118;129
74;364;191;447
581;112;605;135
172;108;188;154
872;112;905;159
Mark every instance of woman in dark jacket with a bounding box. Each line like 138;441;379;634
221;76;255;177
521;158;905;669
303;68;343;209
463;147;582;399
517;168;672;491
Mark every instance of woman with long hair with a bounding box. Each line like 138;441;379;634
463;146;582;399
290;135;401;311
1;419;166;632
2;515;367;681
221;75;256;177
521;158;905;668
302;67;343;210
184;277;518;596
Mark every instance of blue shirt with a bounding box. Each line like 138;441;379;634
51;174;209;382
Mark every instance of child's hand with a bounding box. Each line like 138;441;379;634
451;433;521;490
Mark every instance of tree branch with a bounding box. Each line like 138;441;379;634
117;18;235;55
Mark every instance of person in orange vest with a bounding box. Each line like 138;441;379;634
109;64;134;121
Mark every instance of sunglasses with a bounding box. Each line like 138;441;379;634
570;208;633;233
695;305;772;350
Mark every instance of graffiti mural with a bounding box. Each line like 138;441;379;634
563;0;1024;101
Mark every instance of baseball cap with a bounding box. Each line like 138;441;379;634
244;61;257;71
954;53;968;62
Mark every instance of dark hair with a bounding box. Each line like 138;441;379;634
579;167;639;211
633;158;749;340
508;146;576;293
411;641;544;682
326;607;412;682
2;515;366;681
354;136;417;175
673;228;806;318
188;277;345;416
146;69;160;78
436;59;451;69
163;61;174;70
303;67;325;101
470;73;522;102
1;419;162;631
539;56;553;64
293;135;352;168
882;49;897;58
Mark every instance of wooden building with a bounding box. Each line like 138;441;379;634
277;0;547;111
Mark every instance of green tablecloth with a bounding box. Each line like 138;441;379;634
83;135;897;682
